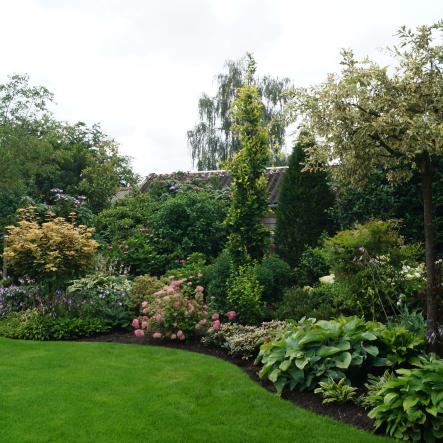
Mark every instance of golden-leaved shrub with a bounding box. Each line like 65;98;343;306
3;207;99;284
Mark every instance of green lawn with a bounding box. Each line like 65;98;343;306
0;338;392;443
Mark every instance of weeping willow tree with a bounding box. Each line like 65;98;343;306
187;56;291;170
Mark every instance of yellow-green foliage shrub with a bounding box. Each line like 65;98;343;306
3;207;98;284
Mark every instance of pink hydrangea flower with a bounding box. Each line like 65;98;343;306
134;329;144;337
142;316;149;321
153;332;162;339
141;301;148;308
195;285;204;293
225;311;237;321
211;313;220;321
173;301;181;308
187;303;195;313
142;308;149;314
170;334;177;340
212;320;221;330
141;321;149;329
154;313;163;322
177;330;185;340
131;319;140;328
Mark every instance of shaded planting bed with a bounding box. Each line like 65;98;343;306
0;337;391;443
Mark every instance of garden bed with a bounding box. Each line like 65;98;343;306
82;332;376;433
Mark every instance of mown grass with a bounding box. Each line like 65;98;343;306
0;338;392;443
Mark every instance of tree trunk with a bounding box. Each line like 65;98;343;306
420;154;440;352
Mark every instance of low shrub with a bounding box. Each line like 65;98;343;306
314;378;357;404
367;355;443;442
255;256;292;306
226;264;264;325
164;253;206;290
275;282;357;321
130;274;165;313
201;320;289;360
0;309;109;340
376;325;425;367
66;273;132;329
132;279;209;340
0;279;42;317
294;246;330;287
202;250;234;312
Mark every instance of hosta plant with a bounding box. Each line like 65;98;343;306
314;378;357;404
256;316;383;394
376;324;425;367
367;355;443;442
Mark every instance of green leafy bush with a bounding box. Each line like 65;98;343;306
0;309;108;340
130;274;165;313
359;371;394;409
367;355;443;442
96;190;227;276
201;320;289;360
226;264;264;324
376;325;425;367
255;255;292;306
275;282;354;321
164;253;206;289
202;250;234;312
67;273;132;329
294;246;330;287
322;220;424;320
314;378;357;404
256;316;383;394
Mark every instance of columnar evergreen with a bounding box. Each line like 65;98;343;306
225;55;270;263
275;136;335;267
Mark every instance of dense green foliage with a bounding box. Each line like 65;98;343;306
294;246;330;287
330;164;443;254
0;309;108;340
96;190;227;275
202;249;234;312
275;138;335;267
66;273;132;329
226;264;264;324
255;255;292;306
322;220;424;320
367;355;443;442
188;56;291;170
256;317;383;394
225;56;270;263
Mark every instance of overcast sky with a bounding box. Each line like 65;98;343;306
1;0;442;176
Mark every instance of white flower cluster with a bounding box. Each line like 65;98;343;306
400;263;426;281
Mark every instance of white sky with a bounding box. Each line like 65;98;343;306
1;0;442;176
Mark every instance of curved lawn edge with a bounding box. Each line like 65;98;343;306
0;337;392;443
81;332;379;433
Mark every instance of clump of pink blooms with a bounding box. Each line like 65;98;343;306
131;278;236;341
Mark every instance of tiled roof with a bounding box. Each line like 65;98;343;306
140;167;287;206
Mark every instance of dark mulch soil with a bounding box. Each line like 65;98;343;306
82;331;376;433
